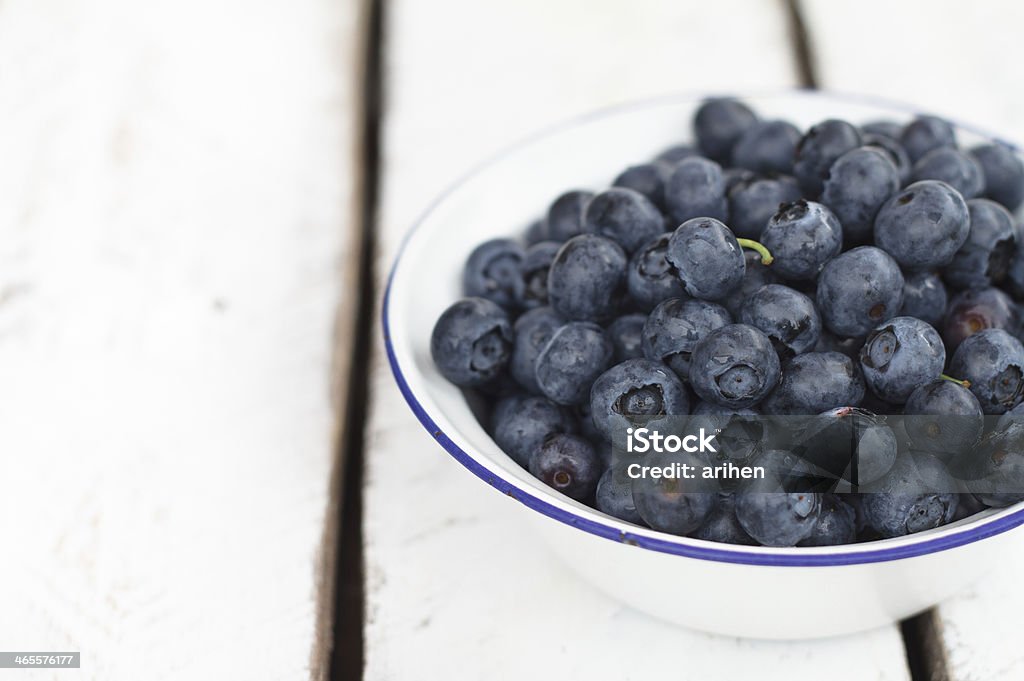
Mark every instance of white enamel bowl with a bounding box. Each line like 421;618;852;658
383;90;1024;639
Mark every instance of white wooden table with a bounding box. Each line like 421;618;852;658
3;0;1023;679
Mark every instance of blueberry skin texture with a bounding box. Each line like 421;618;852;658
900;271;948;327
524;219;547;245
861;120;904;140
821;147;900;244
723;250;778;318
613;162;671;211
529;433;602;501
942;287;1018;351
547;234;627;323
595;465;645;525
904;379;984;463
666;217;745;301
735;481;821;546
583;187;665;254
862;132;913;185
462;239;525;308
514;240;561;309
793;119;863;196
642;298;732;380
589;358;691;439
510;306;565;394
761;351;865;415
874;180;970;270
958;422;1024;507
655;144;699;165
950;328;1024;414
944;199;1017;291
972;143;1024;211
664;157;729;225
546;190;594;241
693;98;759;161
431;298;513;388
863;452;959;538
816;246;905;338
730;120;802;175
493;395;576;468
740;284;821;360
727;174;802;239
692;493;757;545
900;115;956;163
798;407;898;485
606;313;647;363
912;147;985;199
632;452;718;535
760;200;842;281
535;321;614;405
690;324;781;409
860;317;946;404
626;234;686;311
798;494;857;546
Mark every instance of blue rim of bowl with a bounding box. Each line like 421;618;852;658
382;88;1024;567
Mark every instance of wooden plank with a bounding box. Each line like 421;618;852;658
799;2;1024;678
366;1;911;679
0;0;364;678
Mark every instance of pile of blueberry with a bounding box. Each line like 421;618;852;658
429;98;1024;547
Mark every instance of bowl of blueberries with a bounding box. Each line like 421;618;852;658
384;91;1024;639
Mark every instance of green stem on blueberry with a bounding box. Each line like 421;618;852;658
737;238;774;265
940;373;971;388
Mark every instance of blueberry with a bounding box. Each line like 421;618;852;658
664;157;729;225
525;219;547;245
731;120;802;175
431;297;513;387
493;395;576;467
723;250;779;317
740;284;820;359
691;493;757;545
510;306;565;394
798;494;857;546
655;144;699;165
514;240;561;309
862;132;913;184
904;379;983;463
816;246;904;338
972;143;1024;211
860;120;904;140
547;234;627;322
942;287;1018;351
626;234;686;311
666;217;750;301
860;317;946;404
957;421;1024;507
723;167;757;193
583;187;665;253
632;452;718;535
589;358;691;439
874;180;970;270
735;478;821;546
944;199;1017;290
813;331;861;362
1008;242;1024;302
821;147;900;244
690;324;781;409
693;98;759;161
949;328;1024;414
529;433;602;501
793;119;862;196
535;321;614;405
760;200;842;281
462;239;525;308
688;404;763;470
862;452;958;537
900;115;956;162
606;313;647;363
613;162;671;211
900;271;948;327
727;174;802;239
642;298;732;380
546;190;594;241
762;352;865;415
596;464;645;524
911;147;985;199
797;407;898;485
